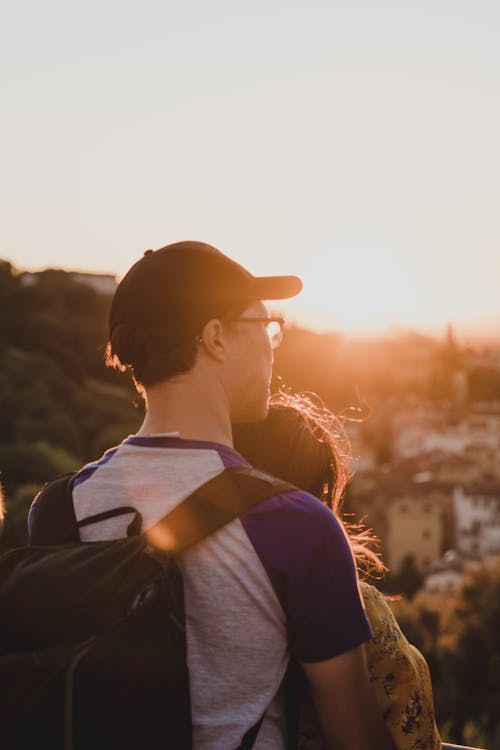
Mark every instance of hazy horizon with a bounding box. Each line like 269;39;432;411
4;253;500;346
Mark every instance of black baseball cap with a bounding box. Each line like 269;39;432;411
109;240;302;352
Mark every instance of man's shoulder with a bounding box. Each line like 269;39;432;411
240;486;351;574
244;486;344;534
240;486;371;662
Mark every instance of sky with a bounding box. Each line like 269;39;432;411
2;0;499;339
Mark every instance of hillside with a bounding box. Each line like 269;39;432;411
0;261;142;548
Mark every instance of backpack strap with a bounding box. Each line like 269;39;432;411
31;465;295;550
145;465;295;554
76;506;143;537
30;475;143;545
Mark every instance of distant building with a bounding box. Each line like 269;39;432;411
385;489;444;573
423;549;482;592
424;566;464;592
464;348;500;373
348;465;454;574
394;411;500;462
424;550;465;592
431;452;491;486
19;270;117;296
18;272;38;287
69;273;116;296
454;484;500;557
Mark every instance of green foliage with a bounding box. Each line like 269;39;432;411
382;554;424;600
0;440;79;487
1;482;44;549
390;561;500;747
0;262;142;551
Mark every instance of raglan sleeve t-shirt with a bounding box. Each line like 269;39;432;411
27;437;372;749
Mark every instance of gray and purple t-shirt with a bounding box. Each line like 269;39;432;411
29;435;372;750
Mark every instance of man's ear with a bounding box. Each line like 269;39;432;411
199;319;228;362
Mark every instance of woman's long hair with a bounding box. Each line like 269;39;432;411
233;390;385;579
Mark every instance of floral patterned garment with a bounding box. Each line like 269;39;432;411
298;582;442;750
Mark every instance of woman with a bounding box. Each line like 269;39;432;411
233;391;441;750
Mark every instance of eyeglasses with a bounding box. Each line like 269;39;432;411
230;316;285;349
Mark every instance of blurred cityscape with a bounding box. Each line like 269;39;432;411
347;349;500;593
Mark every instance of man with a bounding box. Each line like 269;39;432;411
29;240;394;749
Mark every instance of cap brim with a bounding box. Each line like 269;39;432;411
252;275;303;300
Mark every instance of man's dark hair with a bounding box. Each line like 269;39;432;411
105;303;248;391
105;326;199;391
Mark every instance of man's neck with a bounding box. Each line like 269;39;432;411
136;372;233;447
136;417;232;447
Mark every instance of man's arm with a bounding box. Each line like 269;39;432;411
301;644;396;750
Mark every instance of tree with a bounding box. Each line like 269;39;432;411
390;560;500;747
382;554;424;600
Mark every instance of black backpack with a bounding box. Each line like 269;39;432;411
0;465;296;750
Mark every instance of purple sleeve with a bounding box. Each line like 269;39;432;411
241;490;372;662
